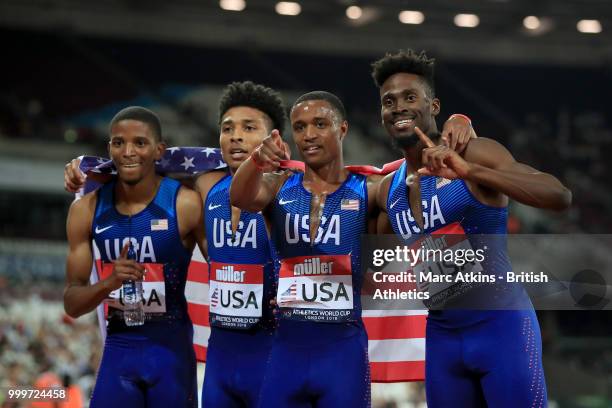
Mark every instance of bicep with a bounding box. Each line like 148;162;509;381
65;203;94;286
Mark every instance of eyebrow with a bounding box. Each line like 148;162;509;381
382;89;418;99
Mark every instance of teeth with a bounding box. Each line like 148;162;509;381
395;119;414;126
123;164;140;168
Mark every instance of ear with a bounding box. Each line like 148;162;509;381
339;120;349;141
155;141;167;161
432;98;441;116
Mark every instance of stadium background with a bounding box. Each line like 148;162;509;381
1;0;611;406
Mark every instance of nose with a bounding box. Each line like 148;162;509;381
230;130;244;143
123;142;136;156
394;99;410;114
304;124;318;141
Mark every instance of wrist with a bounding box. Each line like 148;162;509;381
449;113;472;127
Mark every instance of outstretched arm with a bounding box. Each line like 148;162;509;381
416;127;572;211
230;130;288;212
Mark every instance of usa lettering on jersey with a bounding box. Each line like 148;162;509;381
212;218;257;249
208;262;264;329
394;195;446;239
277;254;354;323
102;236;157;263
284;213;341;245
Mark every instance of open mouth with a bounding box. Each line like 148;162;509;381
393;117;416;130
302;145;322;155
121;163;141;168
229;148;248;160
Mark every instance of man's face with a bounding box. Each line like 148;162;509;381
290;100;347;169
108;119;164;185
219;106;272;171
380;72;440;148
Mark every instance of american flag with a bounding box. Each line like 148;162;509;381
79;148;425;382
341;199;360;211
280;282;297;302
209;288;219;308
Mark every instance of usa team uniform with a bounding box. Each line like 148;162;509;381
258;172;371;408
90;178;197;407
202;174;276;407
386;161;547;408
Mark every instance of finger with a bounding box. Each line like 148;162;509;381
281;141;290;160
450;131;458;151
414;126;435;148
440;127;451;147
119;243;129;259
417;167;433;176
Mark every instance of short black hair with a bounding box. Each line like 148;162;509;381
109;106;162;141
371;49;436;96
218;81;287;133
292;91;347;122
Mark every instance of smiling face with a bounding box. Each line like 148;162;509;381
219;106;273;172
290;100;347;169
108;119;165;185
380;72;440;148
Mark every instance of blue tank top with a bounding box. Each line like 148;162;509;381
205;174;275;330
387;161;531;326
92;177;192;334
270;172;368;325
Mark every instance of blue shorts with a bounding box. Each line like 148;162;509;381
90;321;197;408
202;327;274;408
258;320;371;408
425;309;547;408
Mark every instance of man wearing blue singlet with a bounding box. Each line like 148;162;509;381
64;106;205;407
231;91;377;408
63;82;288;407
372;50;572;407
197;81;287;407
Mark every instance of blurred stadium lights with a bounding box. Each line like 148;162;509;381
219;0;246;12
523;16;541;30
398;10;425;25
346;5;362;20
577;19;602;33
454;13;480;28
275;1;301;16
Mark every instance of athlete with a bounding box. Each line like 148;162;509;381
196;81;286;407
63;82;288;407
373;49;571;407
64;106;204;407
231;91;376;407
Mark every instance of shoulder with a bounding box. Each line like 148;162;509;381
463;137;514;168
67;192;97;238
195;170;228;200
376;171;396;210
176;186;203;213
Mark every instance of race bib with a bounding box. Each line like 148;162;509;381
411;223;485;308
277;254;354;323
99;263;166;317
209;262;264;329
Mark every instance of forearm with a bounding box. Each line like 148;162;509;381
466;164;572;210
63;279;114;318
229;157;265;211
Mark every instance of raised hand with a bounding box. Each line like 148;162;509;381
64;158;85;193
251;129;288;171
416;126;471;180
440;114;476;153
105;243;145;291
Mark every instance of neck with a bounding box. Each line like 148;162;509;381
115;173;161;211
402;128;441;174
303;156;347;193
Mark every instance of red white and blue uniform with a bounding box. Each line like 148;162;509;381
386;161;547;408
90;177;197;407
258;171;371;408
202;174;276;407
